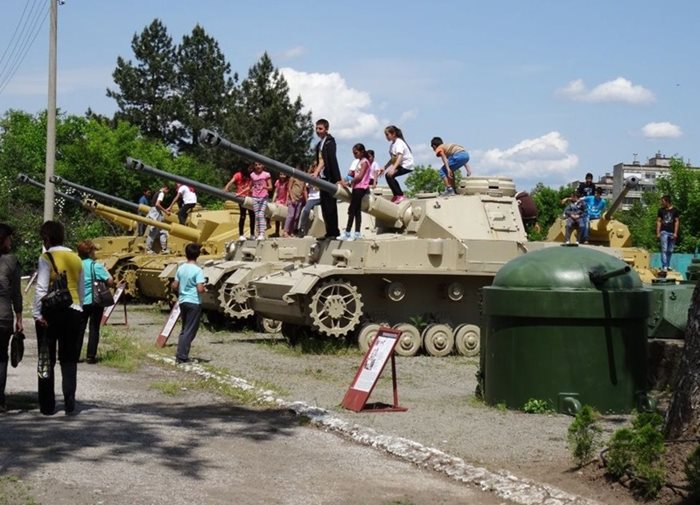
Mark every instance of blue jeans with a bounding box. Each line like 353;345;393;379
659;231;676;269
439;151;470;179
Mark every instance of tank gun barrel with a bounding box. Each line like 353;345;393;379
603;176;639;220
125;157;288;222
199;129;407;229
18;173;82;206
50;175;142;213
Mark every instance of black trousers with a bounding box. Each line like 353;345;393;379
178;203;196;225
238;204;255;236
0;327;11;403
37;308;82;415
320;191;339;238
346;188;367;233
176;303;202;361
79;303;104;360
385;167;412;197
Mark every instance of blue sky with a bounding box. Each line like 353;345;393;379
0;0;697;191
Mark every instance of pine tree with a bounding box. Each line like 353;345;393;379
107;19;179;145
235;52;313;167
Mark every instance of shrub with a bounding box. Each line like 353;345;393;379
522;398;553;414
567;405;602;467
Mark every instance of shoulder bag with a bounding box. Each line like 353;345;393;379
91;261;114;307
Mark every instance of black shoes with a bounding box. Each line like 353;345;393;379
85;357;97;364
175;358;189;364
65;397;76;414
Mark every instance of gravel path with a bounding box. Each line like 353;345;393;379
1;303;635;504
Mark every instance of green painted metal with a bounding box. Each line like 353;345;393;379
481;245;651;414
647;280;694;340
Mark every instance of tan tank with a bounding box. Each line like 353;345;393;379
199;129;534;357
545;177;675;283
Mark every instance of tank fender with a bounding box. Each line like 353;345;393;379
282;264;351;302
226;261;275;286
201;260;248;286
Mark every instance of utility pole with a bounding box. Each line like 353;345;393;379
43;0;58;221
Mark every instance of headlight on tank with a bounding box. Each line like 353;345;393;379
308;242;321;263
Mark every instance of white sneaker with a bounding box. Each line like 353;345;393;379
238;235;247;241
146;249;155;255
337;231;350;240
256;234;265;241
352;231;362;240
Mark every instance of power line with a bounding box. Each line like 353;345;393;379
0;0;49;98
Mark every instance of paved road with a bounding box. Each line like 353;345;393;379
0;326;507;505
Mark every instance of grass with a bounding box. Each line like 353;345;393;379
98;327;148;372
0;476;37;505
260;335;361;357
150;380;184;396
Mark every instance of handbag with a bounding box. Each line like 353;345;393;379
40;252;73;317
10;330;24;368
91;261;114;307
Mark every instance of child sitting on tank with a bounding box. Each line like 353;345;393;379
563;192;588;244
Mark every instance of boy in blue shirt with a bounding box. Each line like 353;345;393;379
581;187;607;243
171;244;205;364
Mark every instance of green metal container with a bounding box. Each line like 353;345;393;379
481;245;652;414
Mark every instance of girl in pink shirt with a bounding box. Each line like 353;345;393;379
338;143;371;240
272;174;289;237
249;162;272;240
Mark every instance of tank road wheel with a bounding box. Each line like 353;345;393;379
393;323;422;357
218;281;254;320
114;263;139;299
256;315;282;334
308;279;363;338
422;324;455;357
357;323;381;353
454;324;480;357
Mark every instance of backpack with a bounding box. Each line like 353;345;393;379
40;252;73;318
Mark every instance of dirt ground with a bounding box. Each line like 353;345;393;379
2;300;689;504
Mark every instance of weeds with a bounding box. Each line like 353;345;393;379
0;476;37;505
522;398;554;414
99;328;148;372
150;380;184;396
567;405;602;467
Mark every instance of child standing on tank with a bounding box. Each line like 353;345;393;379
284;166;306;237
271;173;289;237
430;137;471;195
172;243;205;364
299;164;321;236
250;162;272;240
339;143;371;240
381;125;414;203
368;150;380;188
223;164;255;240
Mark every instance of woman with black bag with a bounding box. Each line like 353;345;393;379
77;240;113;364
32;221;83;415
0;223;23;412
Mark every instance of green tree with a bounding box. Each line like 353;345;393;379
107;19;179;145
528;182;571;239
404;165;444;196
235;52;313;167
176;24;238;159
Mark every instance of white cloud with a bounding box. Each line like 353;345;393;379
557;77;655;104
280;67;381;140
277;46;305;60
641;121;682;139
474;132;579;178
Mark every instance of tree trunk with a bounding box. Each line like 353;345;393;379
666;281;700;439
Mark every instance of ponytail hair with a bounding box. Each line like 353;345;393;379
385;125;411;152
352;143;368;160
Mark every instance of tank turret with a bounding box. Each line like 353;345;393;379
124;157;288;223
546;177;639;247
199;129;525;241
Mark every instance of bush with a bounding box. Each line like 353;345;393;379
522;398;553;414
604;412;666;499
685;445;700;498
404;165;445;196
567;405;602;467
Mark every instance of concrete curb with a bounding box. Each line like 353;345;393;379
150;354;603;505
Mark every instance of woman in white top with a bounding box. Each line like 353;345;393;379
381;125;414;203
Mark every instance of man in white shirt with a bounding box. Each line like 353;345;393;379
168;184;197;225
145;186;171;254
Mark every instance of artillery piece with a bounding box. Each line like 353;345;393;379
200;129;532;357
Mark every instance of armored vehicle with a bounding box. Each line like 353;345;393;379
199;129;534;356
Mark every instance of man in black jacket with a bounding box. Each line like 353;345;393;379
313;119;341;238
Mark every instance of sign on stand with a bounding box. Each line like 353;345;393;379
156;302;180;348
341;326;407;413
101;282;128;326
24;272;38;293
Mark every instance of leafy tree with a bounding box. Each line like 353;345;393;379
235;52;313;167
404;165;444;196
528;183;571;239
107;19;179;145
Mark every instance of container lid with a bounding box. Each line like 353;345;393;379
492;244;643;290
